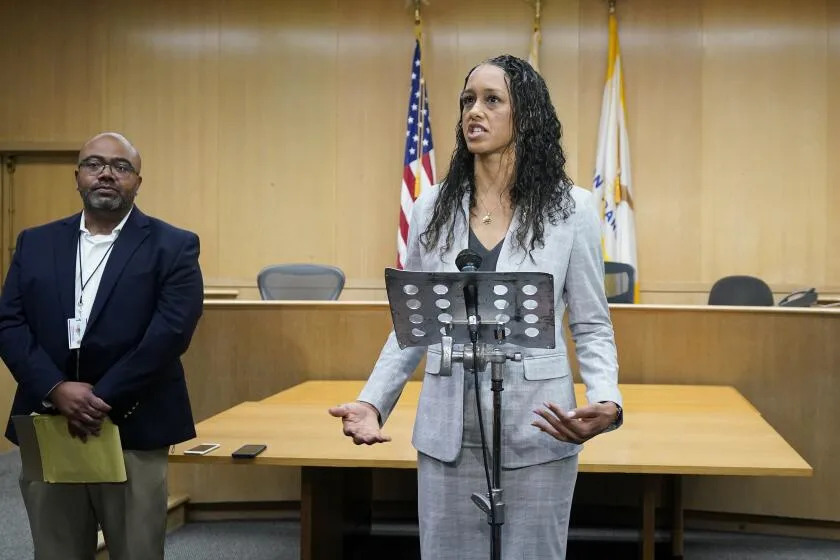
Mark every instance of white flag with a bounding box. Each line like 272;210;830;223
592;8;638;302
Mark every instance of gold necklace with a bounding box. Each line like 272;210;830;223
477;194;503;225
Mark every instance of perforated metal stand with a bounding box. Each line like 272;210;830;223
384;268;556;560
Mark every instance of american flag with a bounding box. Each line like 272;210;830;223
397;40;436;269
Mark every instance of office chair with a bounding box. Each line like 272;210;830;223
257;264;346;300
707;275;773;306
604;261;635;304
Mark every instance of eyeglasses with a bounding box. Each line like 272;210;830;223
78;157;137;179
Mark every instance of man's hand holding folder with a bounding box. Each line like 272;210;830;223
48;381;111;441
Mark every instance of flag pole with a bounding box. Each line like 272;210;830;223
414;0;426;199
533;0;542;68
608;0;623;209
526;0;542;71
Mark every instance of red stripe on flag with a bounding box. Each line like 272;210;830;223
403;166;417;200
421;155;433;186
399;208;410;241
397;201;410;269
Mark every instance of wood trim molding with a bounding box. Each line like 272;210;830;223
204;278;840;296
0;142;82;154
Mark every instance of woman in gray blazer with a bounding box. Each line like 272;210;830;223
330;54;622;560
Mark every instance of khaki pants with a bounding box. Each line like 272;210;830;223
20;448;169;560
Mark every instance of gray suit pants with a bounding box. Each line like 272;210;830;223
418;448;577;560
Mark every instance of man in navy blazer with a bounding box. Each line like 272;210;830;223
0;132;204;560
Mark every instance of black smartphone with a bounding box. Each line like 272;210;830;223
231;444;267;458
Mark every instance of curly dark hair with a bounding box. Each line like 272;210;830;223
421;54;575;260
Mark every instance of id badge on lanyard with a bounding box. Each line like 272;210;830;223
71;233;114;350
67;316;86;350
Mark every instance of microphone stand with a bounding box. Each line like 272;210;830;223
455;250;518;560
382;265;555;560
446;331;521;560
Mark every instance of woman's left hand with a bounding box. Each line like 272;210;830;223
531;401;618;444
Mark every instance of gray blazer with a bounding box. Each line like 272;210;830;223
358;185;621;468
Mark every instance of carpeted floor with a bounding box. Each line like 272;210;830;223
0;449;33;559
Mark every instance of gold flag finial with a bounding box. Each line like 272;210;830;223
609;0;616;13
525;0;542;22
410;0;429;39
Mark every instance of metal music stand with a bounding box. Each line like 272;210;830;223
384;267;556;560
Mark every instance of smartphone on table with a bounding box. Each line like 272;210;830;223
232;444;267;458
184;443;221;455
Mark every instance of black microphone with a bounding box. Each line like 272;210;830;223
456;249;482;273
456;249;482;343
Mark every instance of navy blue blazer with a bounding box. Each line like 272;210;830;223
0;207;204;450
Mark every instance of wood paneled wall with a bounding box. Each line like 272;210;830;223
0;0;838;304
164;302;840;523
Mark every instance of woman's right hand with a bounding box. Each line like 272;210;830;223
328;401;391;445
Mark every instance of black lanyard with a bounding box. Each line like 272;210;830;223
77;234;116;308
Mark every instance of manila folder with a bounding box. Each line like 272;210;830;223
13;414;127;483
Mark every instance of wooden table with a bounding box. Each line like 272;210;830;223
170;381;811;560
